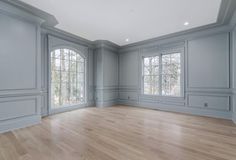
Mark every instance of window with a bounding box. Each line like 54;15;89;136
50;48;85;108
143;56;159;95
142;52;182;97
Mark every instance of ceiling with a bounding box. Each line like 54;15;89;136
20;0;222;46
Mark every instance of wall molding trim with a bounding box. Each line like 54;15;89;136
233;89;236;94
3;0;236;50
95;85;119;90
0;1;43;25
49;104;92;115
0;91;43;98
1;0;58;27
96;100;118;108
217;0;236;25
120;0;236;50
120;25;232;53
2;0;236;49
0;115;41;133
232;113;236;124
118;100;232;120
42;27;93;48
93;40;120;52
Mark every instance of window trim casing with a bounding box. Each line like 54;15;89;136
48;45;88;114
140;46;185;98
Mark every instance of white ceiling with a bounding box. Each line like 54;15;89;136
21;0;222;46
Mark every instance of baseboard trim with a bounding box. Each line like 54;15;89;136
0;115;41;133
118;100;232;120
49;104;91;115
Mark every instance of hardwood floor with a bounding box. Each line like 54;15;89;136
0;106;236;160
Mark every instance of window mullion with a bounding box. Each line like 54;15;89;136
75;55;78;102
68;51;71;104
142;58;144;94
159;55;162;96
59;49;62;105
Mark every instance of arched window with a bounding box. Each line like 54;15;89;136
50;48;85;108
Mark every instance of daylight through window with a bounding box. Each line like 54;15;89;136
51;49;85;108
143;52;182;97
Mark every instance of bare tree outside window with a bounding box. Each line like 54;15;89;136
162;53;181;96
143;56;159;95
51;49;85;108
143;52;181;97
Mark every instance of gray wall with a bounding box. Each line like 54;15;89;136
232;26;236;123
94;41;119;107
0;1;95;132
118;28;233;120
0;3;42;133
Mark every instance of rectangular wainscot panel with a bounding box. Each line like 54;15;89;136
188;95;230;111
119;52;139;87
0;96;39;121
103;90;118;101
188;33;229;88
103;50;119;87
119;91;138;101
0;13;38;91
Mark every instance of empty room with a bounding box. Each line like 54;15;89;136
1;0;236;159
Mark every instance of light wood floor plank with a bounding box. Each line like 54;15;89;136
0;106;236;160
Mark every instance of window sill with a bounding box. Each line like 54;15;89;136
140;94;185;101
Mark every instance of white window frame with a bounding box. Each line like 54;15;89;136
141;47;185;98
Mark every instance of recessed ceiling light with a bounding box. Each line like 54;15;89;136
125;38;129;42
184;22;189;26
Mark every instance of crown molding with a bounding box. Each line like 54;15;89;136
41;26;93;48
1;0;58;27
93;40;120;52
120;0;236;50
217;0;236;24
120;24;230;52
119;24;232;53
3;0;236;51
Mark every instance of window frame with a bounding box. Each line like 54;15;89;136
141;47;185;98
48;45;88;114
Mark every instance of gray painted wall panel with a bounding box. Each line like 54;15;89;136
103;90;118;101
103;50;118;87
0;14;37;90
188;95;229;111
119;51;139;87
94;44;119;106
188;33;229;88
233;29;236;90
94;48;103;88
119;91;138;101
0;8;42;133
0;97;37;121
232;27;236;122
